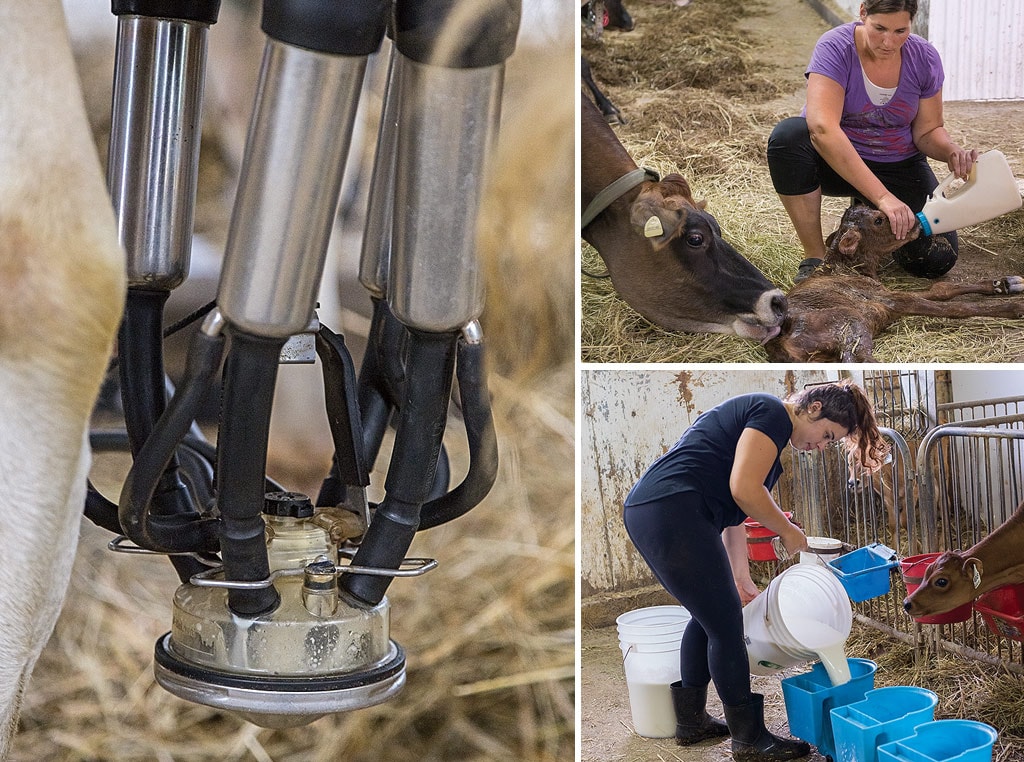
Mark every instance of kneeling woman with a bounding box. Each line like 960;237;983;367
623;381;885;761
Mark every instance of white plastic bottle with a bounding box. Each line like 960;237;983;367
915;149;1022;236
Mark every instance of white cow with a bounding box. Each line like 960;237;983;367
0;3;124;756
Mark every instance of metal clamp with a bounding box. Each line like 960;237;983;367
188;556;438;590
107;535;221;566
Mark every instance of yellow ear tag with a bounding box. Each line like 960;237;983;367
643;215;664;238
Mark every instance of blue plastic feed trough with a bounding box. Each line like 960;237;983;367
830;686;939;762
876;719;998;762
827;543;900;602
780;658;878;760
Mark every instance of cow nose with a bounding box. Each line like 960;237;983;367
903;599;912;612
771;293;788;317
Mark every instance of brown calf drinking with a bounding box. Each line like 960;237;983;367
581;96;787;342
903;500;1024;618
764;205;1024;362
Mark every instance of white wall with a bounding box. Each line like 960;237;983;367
806;0;1024;101
928;0;1024;101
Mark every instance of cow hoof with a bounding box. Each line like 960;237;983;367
995;276;1024;294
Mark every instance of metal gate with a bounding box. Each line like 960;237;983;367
766;376;1024;670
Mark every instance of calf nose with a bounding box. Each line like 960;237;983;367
903;599;913;612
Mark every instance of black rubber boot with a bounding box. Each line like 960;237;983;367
793;257;822;283
723;693;811;761
670;682;730;745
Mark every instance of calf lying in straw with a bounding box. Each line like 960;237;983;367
764;205;1024;362
903;500;1024;618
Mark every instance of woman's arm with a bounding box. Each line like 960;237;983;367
805;73;916;240
912;91;977;179
723;525;760;604
729;427;807;555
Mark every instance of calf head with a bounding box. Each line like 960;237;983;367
902;550;984;617
824;204;922;279
623;174;787;341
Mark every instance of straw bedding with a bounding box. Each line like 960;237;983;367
845;621;1024;762
9;29;574;762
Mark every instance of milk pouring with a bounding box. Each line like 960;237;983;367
743;564;853;685
915;149;1022;236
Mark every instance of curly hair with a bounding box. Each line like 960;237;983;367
788;380;889;469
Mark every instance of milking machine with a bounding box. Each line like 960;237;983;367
86;0;519;728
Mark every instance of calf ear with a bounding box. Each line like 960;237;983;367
963;557;984;588
630;197;686;251
837;229;862;257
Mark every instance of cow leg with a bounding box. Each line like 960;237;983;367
0;2;124;752
581;56;625;124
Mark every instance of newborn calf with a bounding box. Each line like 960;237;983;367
765;205;1024;362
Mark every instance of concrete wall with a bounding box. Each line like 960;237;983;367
580;368;1024;626
579;368;833;604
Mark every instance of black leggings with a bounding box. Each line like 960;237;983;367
767;116;957;276
623;494;752;707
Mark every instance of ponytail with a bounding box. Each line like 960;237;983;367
788;380;889;469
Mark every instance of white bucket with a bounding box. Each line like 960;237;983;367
743;564;853;685
616;606;691;738
800;536;843;565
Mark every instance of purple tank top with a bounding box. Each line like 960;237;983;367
804;22;944;162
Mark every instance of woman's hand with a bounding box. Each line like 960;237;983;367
877;193;916;241
735;576;760;606
947;147;979;180
780;522;808;557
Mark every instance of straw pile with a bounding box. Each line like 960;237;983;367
10;28;573;762
846;621;1024;762
582;0;1024;363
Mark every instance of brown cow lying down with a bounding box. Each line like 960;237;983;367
764;205;1024;362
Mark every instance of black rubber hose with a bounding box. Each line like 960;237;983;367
118;290;170;455
418;336;497;530
393;0;521;68
118;289;212;581
216;331;285;617
261;0;388;56
357;298;405;468
118;328;224;554
342;329;458;606
353;301;449;499
85;484;123;535
111;0;221;24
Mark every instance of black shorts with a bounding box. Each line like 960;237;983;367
767;116;958;277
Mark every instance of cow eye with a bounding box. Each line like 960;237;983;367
873;217;884;226
686;232;704;247
934;578;948;588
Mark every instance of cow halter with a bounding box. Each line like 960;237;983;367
581;167;660;230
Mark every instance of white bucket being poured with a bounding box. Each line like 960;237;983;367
743;564;853;686
615;606;691;738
